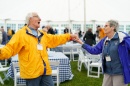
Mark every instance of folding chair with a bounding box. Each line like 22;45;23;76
50;61;60;86
0;59;8;67
86;54;102;78
71;45;81;61
0;62;9;84
12;62;23;86
77;49;90;71
62;45;72;60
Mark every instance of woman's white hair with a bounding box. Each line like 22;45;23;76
107;19;119;32
25;12;38;25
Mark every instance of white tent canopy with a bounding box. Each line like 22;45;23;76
0;0;130;21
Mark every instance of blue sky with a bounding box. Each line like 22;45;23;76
0;0;130;21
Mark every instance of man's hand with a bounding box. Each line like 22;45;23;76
70;34;84;44
70;34;79;41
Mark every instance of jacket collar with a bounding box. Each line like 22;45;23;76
106;32;118;41
117;31;127;43
103;31;127;44
25;26;43;38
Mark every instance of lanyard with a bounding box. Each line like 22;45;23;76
105;40;110;56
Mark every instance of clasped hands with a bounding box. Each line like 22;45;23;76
70;34;84;44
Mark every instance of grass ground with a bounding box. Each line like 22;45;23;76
0;61;129;86
60;61;103;86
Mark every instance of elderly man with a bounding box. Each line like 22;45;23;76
0;12;79;86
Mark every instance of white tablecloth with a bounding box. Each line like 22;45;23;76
7;52;73;84
53;43;81;52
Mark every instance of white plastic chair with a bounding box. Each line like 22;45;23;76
0;59;8;67
62;45;72;60
71;45;81;61
0;62;9;84
86;54;102;78
77;49;90;71
12;62;23;86
50;61;60;86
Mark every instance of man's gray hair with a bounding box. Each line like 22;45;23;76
25;12;38;25
107;20;119;32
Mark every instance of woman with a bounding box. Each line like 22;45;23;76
83;28;95;46
77;20;130;86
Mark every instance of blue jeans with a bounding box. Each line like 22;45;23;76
26;75;54;86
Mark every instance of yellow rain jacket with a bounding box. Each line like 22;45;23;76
0;26;71;79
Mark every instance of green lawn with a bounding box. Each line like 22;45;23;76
60;61;103;86
0;61;130;86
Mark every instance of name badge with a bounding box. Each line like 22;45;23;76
37;44;43;50
105;56;111;61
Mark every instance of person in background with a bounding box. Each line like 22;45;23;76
64;27;72;34
95;30;99;37
0;26;8;45
78;29;82;38
0;12;79;86
42;26;56;51
8;29;15;64
83;28;95;46
54;28;58;34
77;20;130;86
45;25;55;35
93;30;100;44
97;25;106;40
7;28;15;41
81;31;85;40
64;27;69;34
0;29;2;44
42;25;48;32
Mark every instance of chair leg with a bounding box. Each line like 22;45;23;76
88;66;100;78
57;74;59;86
88;66;94;77
87;65;90;77
3;72;9;81
77;61;79;70
97;66;100;78
72;54;74;61
84;62;88;70
15;76;17;86
0;76;4;85
70;53;73;61
78;61;82;71
72;54;78;61
68;53;72;61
